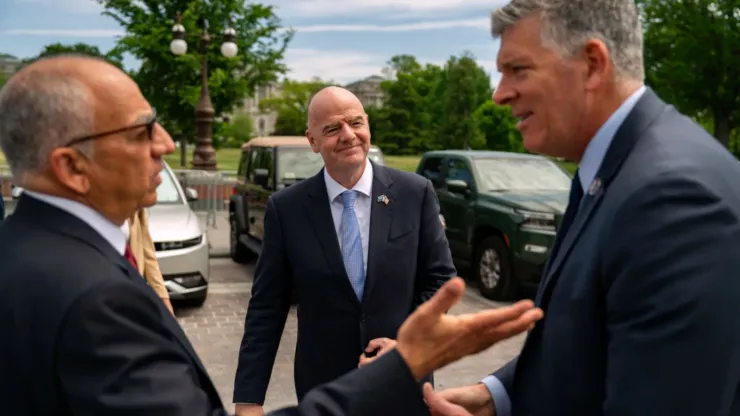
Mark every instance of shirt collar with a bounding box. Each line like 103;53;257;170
578;85;647;191
22;190;127;255
324;159;374;203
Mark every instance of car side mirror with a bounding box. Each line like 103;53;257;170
446;179;469;195
185;187;198;202
254;168;269;188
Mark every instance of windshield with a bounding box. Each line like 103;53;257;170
473;158;571;192
156;168;184;204
277;148;326;180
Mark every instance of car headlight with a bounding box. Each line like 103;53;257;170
155;235;203;251
517;210;556;232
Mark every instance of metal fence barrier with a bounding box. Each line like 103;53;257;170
0;165;237;229
173;169;236;228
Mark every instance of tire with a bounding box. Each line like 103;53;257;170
229;211;252;264
474;235;516;301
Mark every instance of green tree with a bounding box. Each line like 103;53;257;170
638;0;740;147
373;55;441;154
259;78;329;136
220;112;254;148
21;42;124;70
437;51;491;150
473;101;523;152
98;0;292;144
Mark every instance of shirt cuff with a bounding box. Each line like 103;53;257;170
480;375;511;416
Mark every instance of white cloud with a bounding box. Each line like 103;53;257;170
2;29;124;37
14;0;101;14
282;48;387;84
265;0;509;17
282;48;501;87
293;18;488;33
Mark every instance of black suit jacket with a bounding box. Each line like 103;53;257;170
0;191;5;220
492;88;740;415
0;194;441;416
234;162;456;405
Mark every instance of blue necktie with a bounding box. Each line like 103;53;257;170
340;190;365;300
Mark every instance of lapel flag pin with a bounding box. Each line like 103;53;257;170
377;195;389;205
587;178;601;196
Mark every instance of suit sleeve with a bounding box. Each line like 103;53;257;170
139;209;169;299
233;196;293;405
56;279;228;416
602;175;740;416
414;179;457;307
267;350;429;416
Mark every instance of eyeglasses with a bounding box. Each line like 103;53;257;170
64;108;158;148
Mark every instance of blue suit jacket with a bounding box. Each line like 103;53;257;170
0;193;4;221
494;88;740;415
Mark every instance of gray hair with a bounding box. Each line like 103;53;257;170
491;0;644;82
0;57;94;181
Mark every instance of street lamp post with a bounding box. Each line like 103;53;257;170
170;12;238;171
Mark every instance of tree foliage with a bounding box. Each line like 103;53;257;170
367;53;519;155
21;42;125;70
97;0;292;141
638;0;740;147
259;78;329;136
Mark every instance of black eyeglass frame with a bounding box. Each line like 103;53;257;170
64;109;158;148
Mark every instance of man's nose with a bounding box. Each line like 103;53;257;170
151;123;176;156
492;77;515;106
338;123;355;142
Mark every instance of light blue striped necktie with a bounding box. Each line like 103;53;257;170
340;190;365;300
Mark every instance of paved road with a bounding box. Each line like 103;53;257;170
176;258;525;414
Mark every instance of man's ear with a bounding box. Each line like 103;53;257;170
48;148;91;194
306;131;320;154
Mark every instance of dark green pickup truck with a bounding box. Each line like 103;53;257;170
416;150;572;301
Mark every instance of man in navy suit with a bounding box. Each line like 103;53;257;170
425;1;740;415
233;86;457;415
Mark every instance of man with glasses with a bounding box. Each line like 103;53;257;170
0;55;543;415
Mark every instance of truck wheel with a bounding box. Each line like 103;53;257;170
474;235;516;301
229;211;252;264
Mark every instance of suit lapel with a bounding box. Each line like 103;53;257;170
362;163;394;303
536;88;668;308
305;170;362;306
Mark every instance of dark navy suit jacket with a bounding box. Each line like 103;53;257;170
0;194;435;416
233;162;456;408
492;88;740;415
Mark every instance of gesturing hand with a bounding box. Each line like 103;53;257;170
395;277;543;381
358;337;396;367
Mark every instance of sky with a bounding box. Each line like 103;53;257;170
0;0;508;85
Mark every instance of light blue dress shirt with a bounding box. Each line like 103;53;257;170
479;85;646;416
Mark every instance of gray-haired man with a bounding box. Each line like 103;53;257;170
426;1;740;415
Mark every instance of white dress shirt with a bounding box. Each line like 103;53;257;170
323;159;373;274
22;190;127;256
121;219;130;242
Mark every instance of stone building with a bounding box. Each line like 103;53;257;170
344;75;385;108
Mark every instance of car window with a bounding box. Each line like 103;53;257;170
419;157;443;188
263;148;275;189
446;159;472;185
237;150;249;180
277;147;325;181
156;168;183;205
246;148;260;183
473;158;571;191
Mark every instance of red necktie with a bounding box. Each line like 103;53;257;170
124;243;139;270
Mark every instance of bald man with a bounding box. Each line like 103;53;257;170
233;87;456;415
0;57;546;416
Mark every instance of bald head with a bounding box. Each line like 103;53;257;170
0;54;134;180
307;86;365;129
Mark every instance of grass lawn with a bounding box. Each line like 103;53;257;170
2;149;576;176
